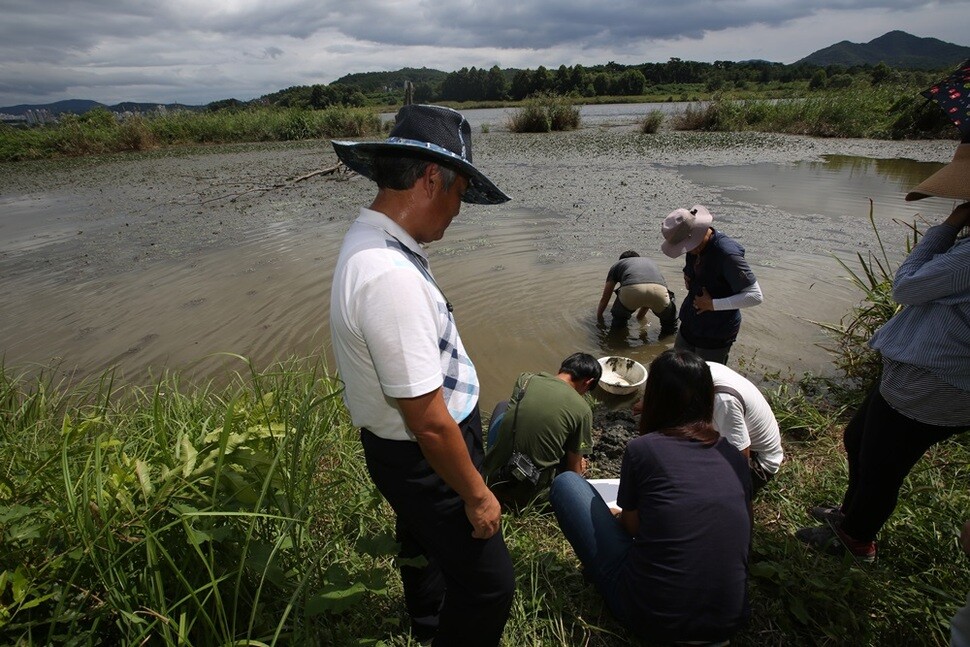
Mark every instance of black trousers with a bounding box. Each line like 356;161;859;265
840;387;966;542
360;407;515;647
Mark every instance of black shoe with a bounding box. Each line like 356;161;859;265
809;504;844;525
659;324;678;338
795;524;877;562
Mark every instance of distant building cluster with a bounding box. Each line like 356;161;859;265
0;109;56;126
0;112;29;126
24;109;55;125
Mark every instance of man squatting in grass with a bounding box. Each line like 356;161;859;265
660;204;763;365
482;352;601;508
796;141;970;562
329;105;514;646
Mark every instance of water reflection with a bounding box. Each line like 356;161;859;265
817;154;943;189
384;102;689;132
678;155;945;229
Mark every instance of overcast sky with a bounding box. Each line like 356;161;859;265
1;0;968;107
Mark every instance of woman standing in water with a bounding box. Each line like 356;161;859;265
550;349;751;645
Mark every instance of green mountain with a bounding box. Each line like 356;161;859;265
0;99;104;116
797;30;970;69
0;99;201;117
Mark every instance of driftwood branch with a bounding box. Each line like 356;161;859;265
199;162;352;205
292;163;346;184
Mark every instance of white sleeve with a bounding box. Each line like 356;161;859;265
357;267;443;399
713;280;763;310
713;393;750;452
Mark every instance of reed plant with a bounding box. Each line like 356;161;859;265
639;110;664;134
507;93;581;133
812;201;921;402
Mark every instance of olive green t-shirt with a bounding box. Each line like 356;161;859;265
483;372;593;503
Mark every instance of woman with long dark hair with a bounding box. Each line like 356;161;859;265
550;349;751;645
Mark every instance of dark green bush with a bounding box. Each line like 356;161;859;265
507;100;551;132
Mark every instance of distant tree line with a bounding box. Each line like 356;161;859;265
209;59;943;111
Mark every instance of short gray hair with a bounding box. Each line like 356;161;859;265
372;155;458;191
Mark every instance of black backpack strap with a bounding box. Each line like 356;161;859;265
508;373;535;450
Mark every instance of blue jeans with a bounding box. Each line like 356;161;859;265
954;591;970;647
486;400;508;448
549;472;633;625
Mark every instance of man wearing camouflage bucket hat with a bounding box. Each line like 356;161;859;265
330;105;513;645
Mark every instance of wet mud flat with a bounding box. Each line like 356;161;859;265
588;407;640;478
0;129;955;283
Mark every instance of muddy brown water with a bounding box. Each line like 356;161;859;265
0;128;958;412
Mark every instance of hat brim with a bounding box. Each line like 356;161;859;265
905;143;970;202
331;139;511;205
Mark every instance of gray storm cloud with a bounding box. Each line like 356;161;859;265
0;0;966;105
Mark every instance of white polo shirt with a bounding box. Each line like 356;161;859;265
330;208;480;441
708;361;784;474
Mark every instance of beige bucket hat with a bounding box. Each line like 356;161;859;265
661;205;714;258
905;142;970;202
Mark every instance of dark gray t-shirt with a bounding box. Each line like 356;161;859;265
616;433;751;642
607;257;667;287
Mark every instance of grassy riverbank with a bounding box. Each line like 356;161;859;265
0;106;383;162
671;86;955;140
2;359;967;645
2;82;957;162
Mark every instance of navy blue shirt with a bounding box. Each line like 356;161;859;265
679;229;757;347
616;433;751;643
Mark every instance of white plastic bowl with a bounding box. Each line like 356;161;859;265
596;356;648;396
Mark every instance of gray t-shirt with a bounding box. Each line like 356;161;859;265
607;257;667;287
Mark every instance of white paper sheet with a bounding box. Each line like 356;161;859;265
588;478;620;509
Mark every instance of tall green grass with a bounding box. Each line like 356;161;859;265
0;358;402;645
812;201;918;400
0;106;383;162
670;86;956;139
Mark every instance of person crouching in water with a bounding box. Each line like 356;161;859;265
549;349;751;645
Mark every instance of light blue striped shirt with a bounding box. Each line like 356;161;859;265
871;223;970;421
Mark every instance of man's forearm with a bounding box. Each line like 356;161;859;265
398;390;490;503
414;423;491;503
398;388;501;539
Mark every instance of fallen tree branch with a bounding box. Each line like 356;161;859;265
291;163;345;183
197;162;353;205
